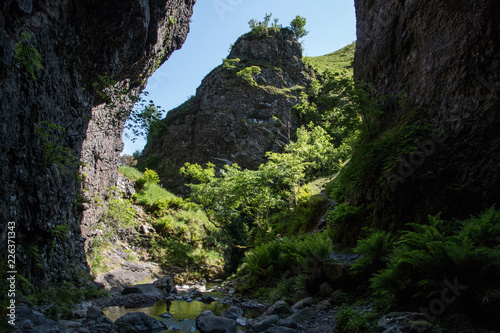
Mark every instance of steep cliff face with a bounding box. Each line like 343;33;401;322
0;0;194;286
353;0;500;221
141;28;312;192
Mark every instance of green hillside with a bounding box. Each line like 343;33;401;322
305;42;355;74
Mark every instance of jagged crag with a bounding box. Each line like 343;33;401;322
141;28;313;193
0;0;194;287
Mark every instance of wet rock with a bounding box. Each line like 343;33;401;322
115;312;166;333
222;306;244;320
251;314;280;333
86;306;112;324
236;317;248;327
121;284;162;297
377;312;431;333
160;312;174;318
330;290;348;305
321;262;350;285
314;300;331;312
292;289;311;304
264;300;294;319
201;295;215;303
286;307;315;324
319;282;334;297
195;311;237;333
265;327;299;333
12;303;61;332
153;276;173;292
276;318;298;329
292;297;314;311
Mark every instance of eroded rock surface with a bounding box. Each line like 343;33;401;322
353;0;500;221
0;0;194;286
141;28;313;193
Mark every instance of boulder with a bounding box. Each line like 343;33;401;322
321;262;350;285
292;289;311;304
153;276;172;292
276;318;298;329
286;307;315;324
195;312;237;333
121;284;162;297
263;300;294;319
319;282;334;297
251;314;280;333
377;312;431;333
265;327;299;333
292;297;314;311
314;300;331;312
222;306;244;320
114;312;166;333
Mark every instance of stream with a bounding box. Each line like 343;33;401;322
102;283;259;332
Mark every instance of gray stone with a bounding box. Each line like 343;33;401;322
153;276;172;292
115;312;166;333
286;307;315;324
264;300;293;319
321;262;350;285
121;284;162;297
265;327;299;333
377;312;431;333
222;306;244;320
292;297;314;311
319;282;334;297
195;312;237;333
292;289;311;304
276;318;298;329
160;312;173;318
201;295;215;303
314;300;331;312
251;314;280;333
236;317;248;327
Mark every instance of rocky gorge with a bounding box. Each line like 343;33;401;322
0;0;499;332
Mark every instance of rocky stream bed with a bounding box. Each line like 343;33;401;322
10;260;451;333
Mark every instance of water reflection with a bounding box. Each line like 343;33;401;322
104;299;231;332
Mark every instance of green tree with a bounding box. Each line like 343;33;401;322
289;15;309;40
125;102;166;142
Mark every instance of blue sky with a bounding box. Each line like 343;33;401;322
122;0;357;155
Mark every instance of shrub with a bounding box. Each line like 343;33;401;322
351;230;393;275
248;13;277;38
240;232;332;282
14;32;44;80
236;66;261;87
289;15;308;40
334;305;377;333
327;204;368;246
370;207;500;311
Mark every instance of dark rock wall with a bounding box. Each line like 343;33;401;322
0;0;194;286
141;29;312;193
353;0;500;220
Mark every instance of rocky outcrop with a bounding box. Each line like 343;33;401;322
0;0;194;286
353;0;500;222
141;28;313;193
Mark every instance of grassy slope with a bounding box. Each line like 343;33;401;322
305;42;355;74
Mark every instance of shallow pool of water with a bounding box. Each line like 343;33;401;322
104;298;231;332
